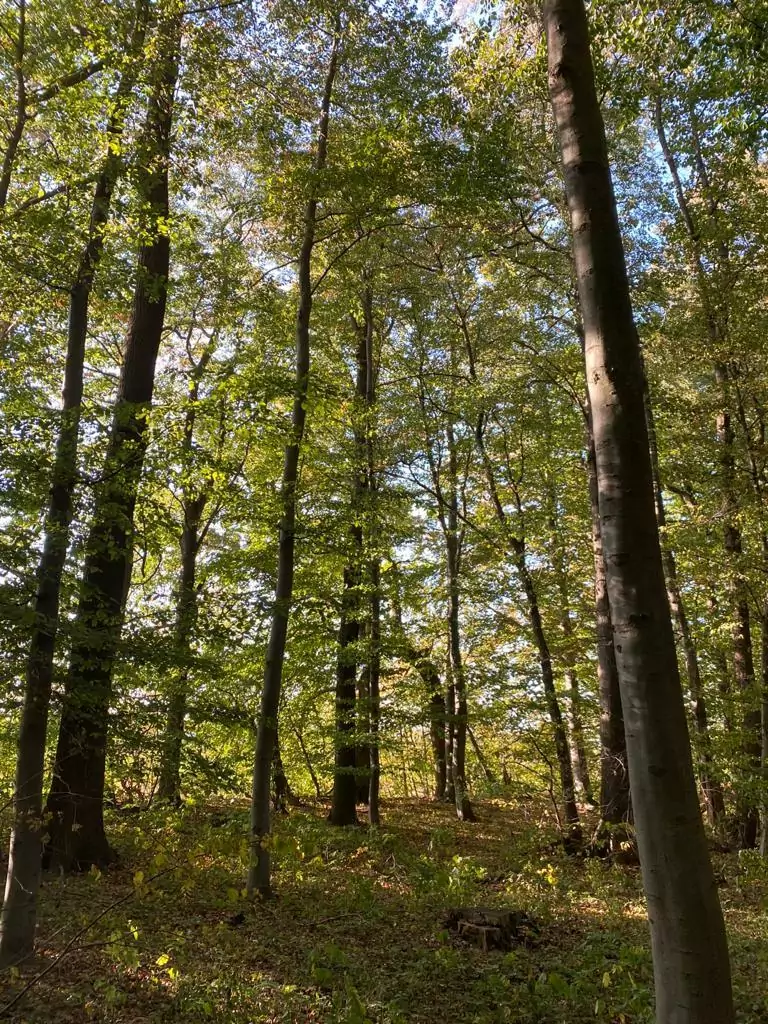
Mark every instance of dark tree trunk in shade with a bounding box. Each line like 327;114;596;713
356;663;371;806
367;556;381;825
545;2;734;1018
248;25;341;895
330;563;361;826
642;362;725;827
44;7;180;875
0;0;149;965
585;415;630;830
408;651;447;800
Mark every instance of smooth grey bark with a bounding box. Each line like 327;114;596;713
361;287;382;827
642;361;725;826
247;24;341;895
0;1;148;965
444;424;475;822
44;6;180;872
584;412;630;831
545;2;734;1019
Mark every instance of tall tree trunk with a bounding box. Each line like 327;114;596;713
545;3;734;1018
0;0;148;963
445;662;456;805
157;344;213;805
642;363;725;826
546;474;594;805
330;562;361;826
515;547;581;836
364;285;382;824
409;651;447;800
585;414;630;830
445;424;475;822
44;5;179;874
368;557;381;825
247;24;341;895
271;731;291;814
474;415;580;836
157;496;205;805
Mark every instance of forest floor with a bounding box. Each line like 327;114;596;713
1;796;767;1023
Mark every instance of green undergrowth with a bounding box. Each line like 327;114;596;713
1;799;767;1022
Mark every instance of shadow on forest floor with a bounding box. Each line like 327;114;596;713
1;797;766;1023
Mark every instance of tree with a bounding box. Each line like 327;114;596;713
544;0;734;1018
248;14;342;896
0;0;149;964
44;0;182;871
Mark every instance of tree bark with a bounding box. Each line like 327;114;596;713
0;0;148;963
545;3;734;1018
248;23;341;895
330;562;361;826
44;6;180;873
445;424;475;822
585;413;630;830
408;651;447;800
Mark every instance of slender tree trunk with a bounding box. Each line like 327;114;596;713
565;667;593;803
761;600;768;856
410;652;447;800
445;665;456;805
585;414;630;830
43;5;179;874
271;731;290;814
330;563;361;826
545;3;734;1018
546;476;594;806
368;558;381;825
157;499;204;805
248;25;341;895
642;363;724;826
445;425;475;822
157;341;213;805
361;286;381;826
474;415;580;835
294;727;321;800
0;1;148;962
467;726;495;785
515;549;580;836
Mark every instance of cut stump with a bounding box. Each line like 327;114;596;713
444;907;539;951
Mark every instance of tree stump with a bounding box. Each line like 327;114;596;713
444;907;539;950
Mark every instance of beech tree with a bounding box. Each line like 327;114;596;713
544;0;734;1017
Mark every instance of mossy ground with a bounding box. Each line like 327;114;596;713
2;798;766;1022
